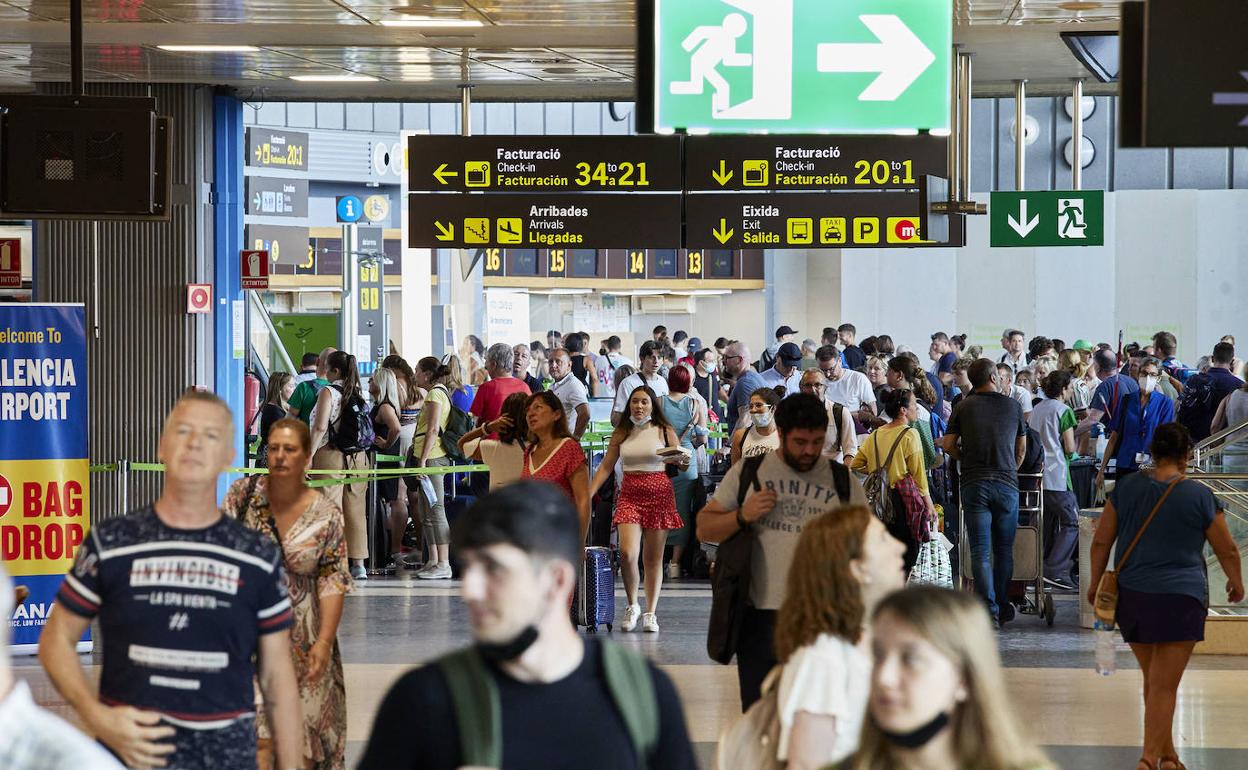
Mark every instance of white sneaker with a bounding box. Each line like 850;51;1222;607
641;613;660;633
621;603;642;632
350;564;368;581
666;562;681;580
417;562;453;580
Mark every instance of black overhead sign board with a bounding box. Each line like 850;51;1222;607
407;135;683;193
1122;0;1248;147
684;135;948;192
407;193;683;250
406;134;956;250
246;128;309;171
686;190;943;249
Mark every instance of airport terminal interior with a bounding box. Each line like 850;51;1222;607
3;1;1248;769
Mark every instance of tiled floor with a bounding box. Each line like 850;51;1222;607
16;576;1248;769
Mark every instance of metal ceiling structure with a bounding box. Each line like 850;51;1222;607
0;0;1122;100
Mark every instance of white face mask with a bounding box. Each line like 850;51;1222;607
630;415;651;427
1140;375;1158;393
752;411;773;429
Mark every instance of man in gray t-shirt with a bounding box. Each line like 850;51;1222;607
696;393;865;710
943;359;1027;628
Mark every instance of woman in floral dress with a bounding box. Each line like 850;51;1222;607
225;417;353;770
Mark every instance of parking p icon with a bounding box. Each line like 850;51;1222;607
853;217;880;244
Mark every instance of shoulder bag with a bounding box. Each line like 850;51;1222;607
1093;477;1183;627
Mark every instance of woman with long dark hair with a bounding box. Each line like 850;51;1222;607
851;389;936;574
589;385;687;633
730;387;781;466
521;391;590;533
459;391;529;492
253;371;293;468
309;350;370;580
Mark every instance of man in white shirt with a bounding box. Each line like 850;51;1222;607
612;340;669;425
999;329;1027;374
798;369;859;464
0;564;125;770
996;362;1033;420
548;349;590;439
758;342;803;396
817;345;878;428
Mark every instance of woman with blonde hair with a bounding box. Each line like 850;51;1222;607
369;368;408;573
767;507;906;770
440;354;475;414
840;586;1054;770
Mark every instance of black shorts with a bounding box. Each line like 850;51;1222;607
1116;586;1206;644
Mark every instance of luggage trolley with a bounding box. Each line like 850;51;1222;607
958;472;1055;626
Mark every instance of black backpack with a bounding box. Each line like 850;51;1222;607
435;385;474;463
328;385;376;455
1178;373;1218;427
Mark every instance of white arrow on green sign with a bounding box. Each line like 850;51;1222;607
652;0;951;133
989;191;1105;248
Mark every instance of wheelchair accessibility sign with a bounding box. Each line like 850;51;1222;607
652;0;951;133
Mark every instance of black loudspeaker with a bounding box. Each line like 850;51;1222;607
1117;2;1146;148
0;95;171;220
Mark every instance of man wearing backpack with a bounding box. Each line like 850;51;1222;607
941;359;1027;630
358;482;697;770
1178;341;1243;443
696;393;866;710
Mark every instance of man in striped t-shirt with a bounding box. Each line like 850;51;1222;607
39;392;302;770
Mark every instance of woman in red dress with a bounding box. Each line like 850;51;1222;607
589;386;686;633
521;391;591;538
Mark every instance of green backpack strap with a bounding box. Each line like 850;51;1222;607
438;647;503;769
601;640;661;768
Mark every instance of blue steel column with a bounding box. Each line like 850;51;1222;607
212;94;245;478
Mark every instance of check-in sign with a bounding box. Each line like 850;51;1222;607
651;0;951;133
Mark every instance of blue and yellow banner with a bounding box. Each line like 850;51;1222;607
0;304;89;652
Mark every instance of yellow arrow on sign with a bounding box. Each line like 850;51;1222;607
434;221;455;241
712;160;734;186
433;163;459;185
712;218;734;244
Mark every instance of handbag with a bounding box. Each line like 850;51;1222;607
894;474;931;544
1093;477;1182;627
664;419;694;479
908;534;953;588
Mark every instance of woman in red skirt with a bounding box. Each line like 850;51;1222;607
590;385;687;633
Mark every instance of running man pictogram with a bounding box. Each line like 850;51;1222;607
669;12;753;114
1058;198;1086;239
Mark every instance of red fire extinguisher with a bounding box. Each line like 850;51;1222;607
244;372;261;437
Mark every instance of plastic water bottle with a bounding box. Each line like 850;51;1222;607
1094;620;1116;675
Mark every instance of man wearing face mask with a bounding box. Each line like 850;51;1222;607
358;483;697;770
697;394;867;710
692;347;722;421
1097;357;1176;489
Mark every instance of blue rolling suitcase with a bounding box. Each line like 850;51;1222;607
573;546;615;633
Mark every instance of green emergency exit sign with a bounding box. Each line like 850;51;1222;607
989;191;1105;247
651;0;951;134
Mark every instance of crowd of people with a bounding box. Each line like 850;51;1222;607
7;321;1246;770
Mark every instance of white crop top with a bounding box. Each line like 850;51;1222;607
619;423;667;473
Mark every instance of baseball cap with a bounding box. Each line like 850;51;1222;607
1072;339;1093;351
775;325;798;338
777;342;803;366
687;336;702;352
